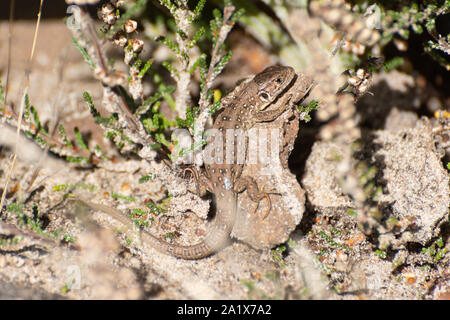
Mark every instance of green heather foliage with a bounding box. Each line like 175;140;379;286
0;1;446;166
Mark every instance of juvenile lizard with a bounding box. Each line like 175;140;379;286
86;66;297;259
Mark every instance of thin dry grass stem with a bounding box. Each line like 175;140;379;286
24;118;59;195
0;220;55;245
24;49;68;195
1;109;90;157
3;0;15;108
0;0;44;216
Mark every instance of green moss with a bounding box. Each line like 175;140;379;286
318;230;351;253
129;208;153;227
138;174;154;183
347;208;357;217
421;238;448;263
271;244;287;267
62;233;76;243
375;249;387;259
165;232;175;239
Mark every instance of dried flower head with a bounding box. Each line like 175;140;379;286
129;38;144;53
114;32;128;46
101;3;115;15
104;12;117;25
125;20;138;33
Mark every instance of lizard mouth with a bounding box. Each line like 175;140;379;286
259;73;298;111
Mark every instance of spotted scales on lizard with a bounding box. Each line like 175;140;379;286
159;66;297;258
91;66;301;259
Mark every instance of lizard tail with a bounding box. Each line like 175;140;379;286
80;191;237;260
145;190;237;259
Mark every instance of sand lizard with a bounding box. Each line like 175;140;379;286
86;66;298;259
156;65;297;259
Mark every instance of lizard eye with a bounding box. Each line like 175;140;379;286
275;78;282;83
259;92;270;101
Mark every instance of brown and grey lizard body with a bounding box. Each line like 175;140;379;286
158;65;297;259
92;66;296;259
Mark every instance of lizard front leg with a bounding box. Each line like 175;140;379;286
183;166;213;196
252;103;289;123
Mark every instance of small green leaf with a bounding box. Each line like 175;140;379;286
0;80;5;104
138;60;153;78
189;27;206;48
83;91;100;118
138;175;153;183
162;61;179;78
65;156;90;164
212;51;232;80
30;105;44;133
58;124;73;148
383;57;404;72
192;0;206;21
156;36;180;55
208;100;221;114
111;192;136;202
375;249;387;259
74;127;89;152
190;54;207;76
72;37;95;68
231;8;245;23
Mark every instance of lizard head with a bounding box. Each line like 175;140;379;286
253;65;296;110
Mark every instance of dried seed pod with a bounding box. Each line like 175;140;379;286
103;12;117;25
351;42;365;55
129;38;144;53
113;32;128;46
